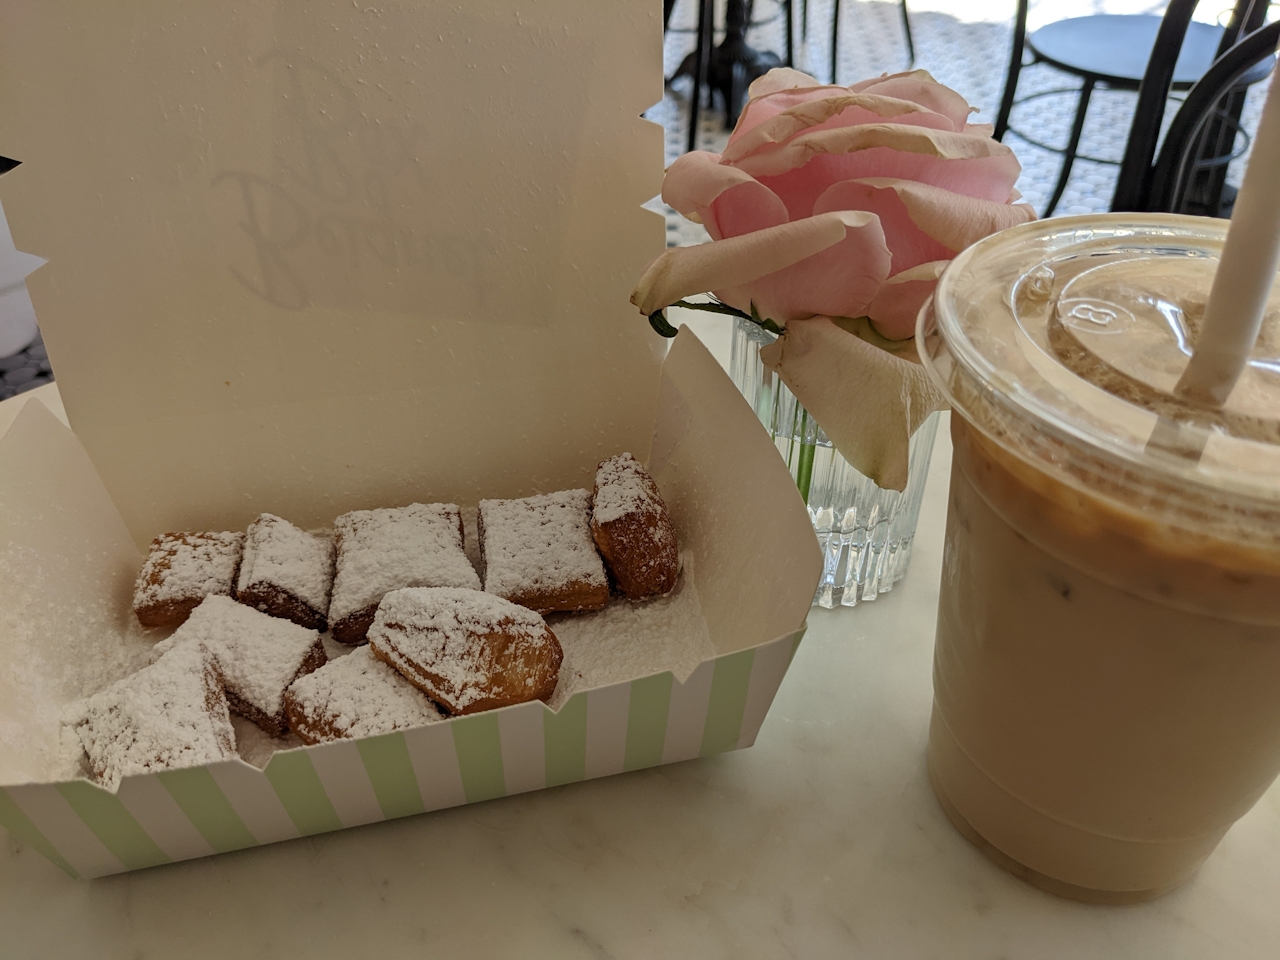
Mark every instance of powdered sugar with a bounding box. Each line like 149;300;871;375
369;587;554;711
238;514;334;615
63;640;236;790
329;503;479;624
231;716;303;768
133;531;243;610
0;541;155;785
286;646;441;742
592;453;663;524
549;552;713;709
480;490;607;599
152;596;323;720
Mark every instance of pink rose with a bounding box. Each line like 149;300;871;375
633;68;1035;339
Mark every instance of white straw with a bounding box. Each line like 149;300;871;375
1175;68;1280;407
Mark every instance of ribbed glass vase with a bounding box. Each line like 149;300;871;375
729;318;940;608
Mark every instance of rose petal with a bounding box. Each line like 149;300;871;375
630;211;888;323
731;83;858;146
847;69;934;93
719;213;892;322
847;73;974;129
661;151;788;241
815;177;1037;261
813;180;954;274
661;151;732;216
737;122;1019;181
881;180;1038;251
707;181;792;241
745;67;824;100
722;93;956;167
760;317;947;490
743;124;1022;220
866;260;949;340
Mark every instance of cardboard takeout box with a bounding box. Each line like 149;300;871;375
0;0;822;877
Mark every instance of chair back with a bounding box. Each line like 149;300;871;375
1144;20;1280;214
1111;0;1273;212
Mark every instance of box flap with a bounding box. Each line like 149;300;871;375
654;329;823;655
0;401;148;785
0;1;665;543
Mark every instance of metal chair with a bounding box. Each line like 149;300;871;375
1114;16;1280;214
995;0;1272;217
668;0;794;154
827;0;915;85
665;0;913;156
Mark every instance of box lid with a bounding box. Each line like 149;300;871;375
0;0;666;542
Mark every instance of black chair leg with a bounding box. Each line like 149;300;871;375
785;0;794;68
900;0;915;69
1043;78;1095;217
831;0;841;84
994;0;1029;141
687;0;714;155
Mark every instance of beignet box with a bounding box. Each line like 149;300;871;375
0;0;822;878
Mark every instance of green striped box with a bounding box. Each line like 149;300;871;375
0;629;804;879
0;333;822;879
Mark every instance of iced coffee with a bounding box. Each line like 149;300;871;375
920;215;1280;902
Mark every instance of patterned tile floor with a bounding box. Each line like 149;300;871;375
0;331;51;401
649;0;1271;248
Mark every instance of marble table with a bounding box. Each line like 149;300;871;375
3;346;1279;958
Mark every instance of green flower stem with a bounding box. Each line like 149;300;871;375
795;408;816;504
783;397;800;471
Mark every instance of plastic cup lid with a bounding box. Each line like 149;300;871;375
921;213;1280;514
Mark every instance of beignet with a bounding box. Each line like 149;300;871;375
285;646;442;744
236;513;334;631
64;640;236;789
329;503;479;645
478;490;608;614
591;453;679;600
132;530;244;629
367;587;562;716
153;595;326;737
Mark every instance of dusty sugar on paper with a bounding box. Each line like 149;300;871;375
548;551;713;710
232;716;304;769
0;542;154;784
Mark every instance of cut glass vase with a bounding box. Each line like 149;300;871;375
729;318;940;608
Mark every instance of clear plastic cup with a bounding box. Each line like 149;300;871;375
919;214;1280;903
